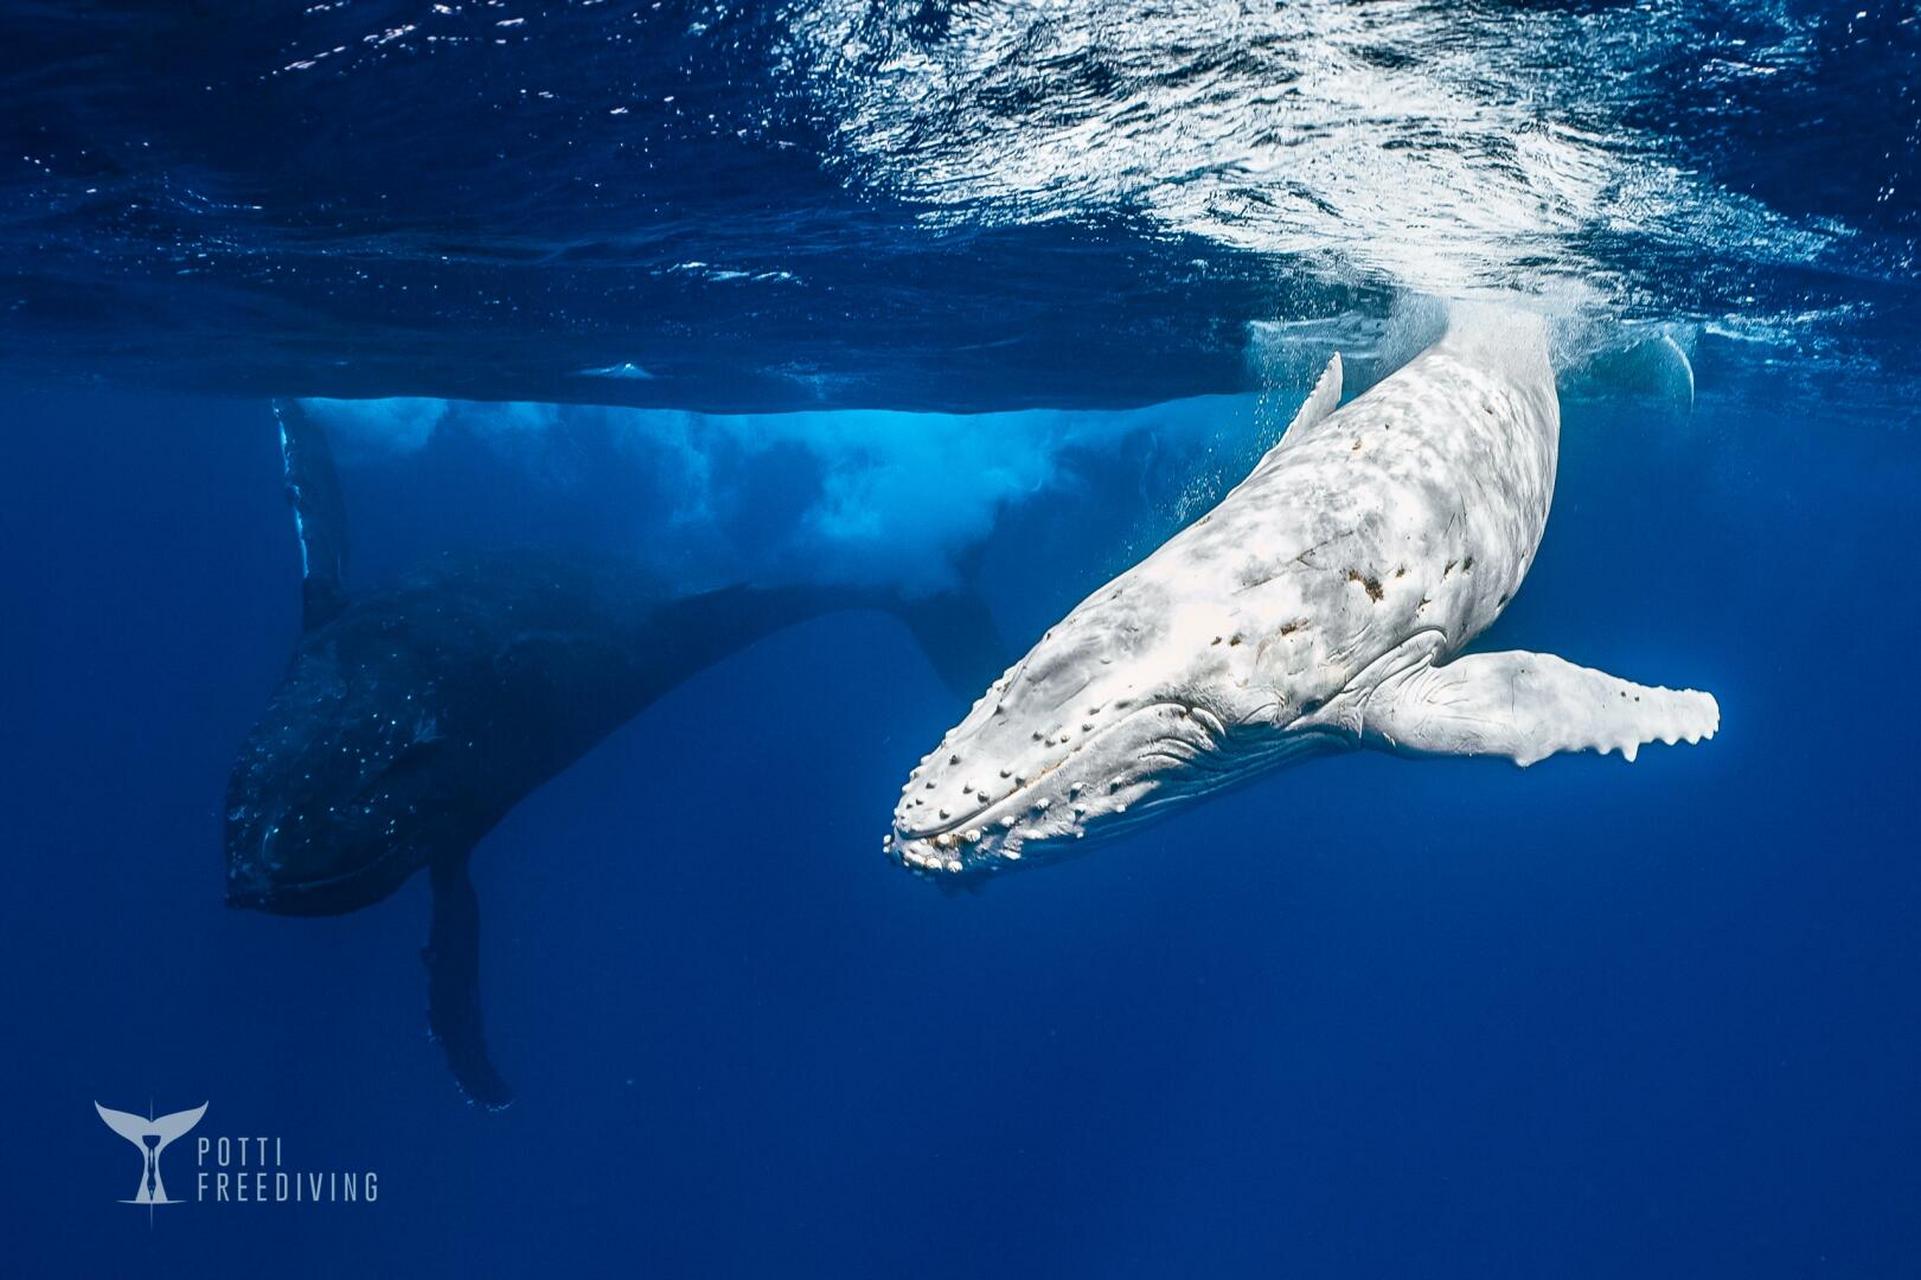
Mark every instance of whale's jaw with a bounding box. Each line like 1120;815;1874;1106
886;701;1183;876
887;688;1329;877
886;574;1301;877
223;804;428;916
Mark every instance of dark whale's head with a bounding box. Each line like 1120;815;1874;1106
225;640;462;917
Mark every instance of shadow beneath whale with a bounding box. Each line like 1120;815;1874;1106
225;402;1004;1109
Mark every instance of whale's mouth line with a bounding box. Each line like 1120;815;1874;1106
893;699;1201;842
889;696;1360;874
895;782;1039;844
226;814;425;914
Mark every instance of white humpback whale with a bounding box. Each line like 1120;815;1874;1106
229;403;1004;1107
887;309;1719;876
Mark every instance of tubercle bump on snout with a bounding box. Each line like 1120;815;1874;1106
881;826;1022;878
887;698;1235;879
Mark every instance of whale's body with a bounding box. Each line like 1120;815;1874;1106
226;553;898;916
889;311;1719;875
230;403;1001;1106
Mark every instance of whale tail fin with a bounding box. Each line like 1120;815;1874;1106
273;399;352;629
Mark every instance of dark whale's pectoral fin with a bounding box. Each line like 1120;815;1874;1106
1362;650;1720;768
423;855;513;1111
892;589;1009;701
272;399;351;630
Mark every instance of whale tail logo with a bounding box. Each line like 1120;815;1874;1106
95;1101;207;1205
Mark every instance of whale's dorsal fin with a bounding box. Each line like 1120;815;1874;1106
273;399;350;630
1278;353;1343;444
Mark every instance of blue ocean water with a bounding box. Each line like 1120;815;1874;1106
3;2;1919;1276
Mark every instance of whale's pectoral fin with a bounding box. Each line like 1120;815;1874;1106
892;589;1009;701
1362;650;1719;767
423;855;513;1111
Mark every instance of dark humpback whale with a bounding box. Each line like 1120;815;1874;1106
227;402;1002;1108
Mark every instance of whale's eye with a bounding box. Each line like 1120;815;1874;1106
383;736;445;781
352;736;444;804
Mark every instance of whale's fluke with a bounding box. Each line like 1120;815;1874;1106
273;399;350;629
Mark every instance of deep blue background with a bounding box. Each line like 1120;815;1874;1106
2;359;1917;1276
4;1;1918;1273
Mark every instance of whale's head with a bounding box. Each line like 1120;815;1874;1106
225;640;469;916
887;577;1317;878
